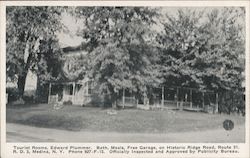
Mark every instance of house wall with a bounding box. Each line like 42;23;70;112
48;78;96;106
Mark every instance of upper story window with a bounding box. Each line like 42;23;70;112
88;81;93;95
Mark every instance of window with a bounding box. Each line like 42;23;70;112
87;81;92;95
65;84;73;95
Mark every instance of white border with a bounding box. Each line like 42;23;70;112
0;0;249;6
0;1;249;158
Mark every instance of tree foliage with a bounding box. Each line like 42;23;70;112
157;8;245;92
75;7;160;105
203;8;245;91
157;9;206;88
6;6;65;97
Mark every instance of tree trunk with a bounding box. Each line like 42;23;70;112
108;86;118;109
36;76;47;103
17;71;28;98
17;38;34;99
111;93;118;109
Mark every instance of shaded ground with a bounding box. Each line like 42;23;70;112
7;123;245;143
6;104;245;133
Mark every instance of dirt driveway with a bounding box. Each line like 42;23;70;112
6;123;245;143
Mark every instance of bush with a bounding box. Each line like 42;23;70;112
218;91;245;115
63;100;73;105
6;88;36;104
23;95;34;103
6;87;20;102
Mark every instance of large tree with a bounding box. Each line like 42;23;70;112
6;6;65;98
157;9;206;89
157;8;245;92
202;7;245;92
75;7;159;107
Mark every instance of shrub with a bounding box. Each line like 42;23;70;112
23;95;34;103
218;91;245;115
6;87;20;102
63;100;73;105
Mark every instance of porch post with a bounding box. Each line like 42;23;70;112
202;91;205;108
86;81;89;95
73;82;76;94
122;88;125;109
62;84;65;102
48;83;52;103
72;82;76;104
133;95;136;107
176;87;179;108
143;92;147;105
190;89;192;108
161;86;164;107
215;93;219;113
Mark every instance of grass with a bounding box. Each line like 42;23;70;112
6;103;245;133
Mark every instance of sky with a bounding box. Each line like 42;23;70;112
57;12;84;47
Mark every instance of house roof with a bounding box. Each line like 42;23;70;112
62;42;88;54
58;32;84;48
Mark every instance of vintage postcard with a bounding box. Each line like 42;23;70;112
0;1;249;158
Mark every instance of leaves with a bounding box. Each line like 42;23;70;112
6;6;244;101
6;6;65;96
158;8;245;91
75;7;159;100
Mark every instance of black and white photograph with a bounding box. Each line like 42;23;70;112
1;1;249;157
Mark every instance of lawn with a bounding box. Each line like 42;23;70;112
6;104;245;133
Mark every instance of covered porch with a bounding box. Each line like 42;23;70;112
117;86;219;113
48;79;93;105
144;86;218;113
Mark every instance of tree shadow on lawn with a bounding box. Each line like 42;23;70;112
7;112;83;131
6;103;245;133
6;103;84;131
